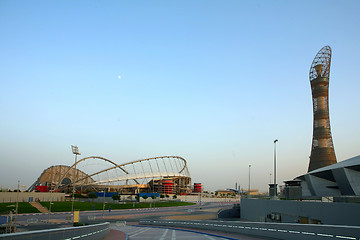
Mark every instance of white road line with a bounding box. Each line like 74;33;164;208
171;230;176;240
130;228;150;237
159;229;169;240
302;231;315;235
335;236;356;240
318;233;333;237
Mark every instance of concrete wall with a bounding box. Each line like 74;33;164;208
0;192;65;203
241;198;360;226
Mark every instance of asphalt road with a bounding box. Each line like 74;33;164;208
111;224;266;240
10;202;269;239
15;202;232;230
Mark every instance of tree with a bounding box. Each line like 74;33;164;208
88;192;98;201
165;194;170;199
160;194;165;200
172;195;177;199
112;193;120;201
142;195;148;200
151;195;156;200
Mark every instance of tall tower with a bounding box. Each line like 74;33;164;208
308;46;337;172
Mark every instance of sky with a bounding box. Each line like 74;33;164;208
0;1;359;192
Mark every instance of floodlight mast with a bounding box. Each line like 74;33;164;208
308;46;337;172
71;145;80;214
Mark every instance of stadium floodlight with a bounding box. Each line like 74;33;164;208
71;146;80;214
71;145;80;155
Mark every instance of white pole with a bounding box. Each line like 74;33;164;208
248;165;251;198
274;139;278;197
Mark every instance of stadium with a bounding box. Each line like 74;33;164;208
28;156;192;195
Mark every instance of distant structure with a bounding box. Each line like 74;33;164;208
29;156;192;195
308;46;337;172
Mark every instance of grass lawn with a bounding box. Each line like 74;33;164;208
41;201;195;212
0;202;40;215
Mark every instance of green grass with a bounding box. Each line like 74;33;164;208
0;202;40;215
41;201;195;212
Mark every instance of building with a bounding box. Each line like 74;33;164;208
29;155;192;195
296;155;360;197
308;46;337;172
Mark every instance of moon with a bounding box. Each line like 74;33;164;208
118;75;121;79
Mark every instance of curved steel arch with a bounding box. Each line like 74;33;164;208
119;156;188;174
54;156;137;190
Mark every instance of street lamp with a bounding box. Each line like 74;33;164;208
102;188;106;218
274;139;278;197
71;146;80;214
248;165;251;198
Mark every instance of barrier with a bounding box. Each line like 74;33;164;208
0;222;110;240
140;219;360;240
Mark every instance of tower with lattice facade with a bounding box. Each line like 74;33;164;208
308;46;337;172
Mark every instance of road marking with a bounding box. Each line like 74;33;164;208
130;228;150;237
335;236;356;240
302;231;315;235
129;228;147;235
171;230;176;240
318;233;333;237
159;229;169;240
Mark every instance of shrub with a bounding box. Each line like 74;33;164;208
112;193;120;201
88;192;98;200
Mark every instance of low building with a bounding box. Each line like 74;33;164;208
295;155;360;197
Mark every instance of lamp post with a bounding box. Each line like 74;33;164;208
14;180;20;232
102;188;106;218
274;139;278;197
71;146;80;214
248;165;251;198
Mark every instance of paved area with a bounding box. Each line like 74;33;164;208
113;224;236;240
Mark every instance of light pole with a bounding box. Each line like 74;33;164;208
71;146;80;214
14;180;20;232
274;139;278;197
102;188;106;218
248;165;251;198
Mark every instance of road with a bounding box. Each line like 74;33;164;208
14;202;230;230
110;223;265;240
11;202;267;239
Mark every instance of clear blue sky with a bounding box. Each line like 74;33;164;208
1;0;359;192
